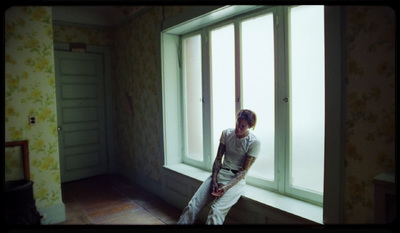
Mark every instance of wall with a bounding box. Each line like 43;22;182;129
5;6;65;224
112;6;191;182
5;5;394;225
343;6;395;223
111;5;395;224
53;24;112;46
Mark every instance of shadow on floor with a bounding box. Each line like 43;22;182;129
59;174;182;225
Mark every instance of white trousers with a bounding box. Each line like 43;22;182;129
177;169;245;225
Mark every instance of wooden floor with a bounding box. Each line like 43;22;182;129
58;174;182;225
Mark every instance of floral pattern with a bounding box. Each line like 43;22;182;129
112;7;163;182
53;25;111;46
5;5;395;224
111;6;395;223
5;6;62;209
111;6;191;182
344;6;395;223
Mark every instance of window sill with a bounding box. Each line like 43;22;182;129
163;163;323;224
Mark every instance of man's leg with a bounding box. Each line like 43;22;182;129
177;176;215;224
205;181;245;225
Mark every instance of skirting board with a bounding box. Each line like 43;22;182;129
38;202;66;225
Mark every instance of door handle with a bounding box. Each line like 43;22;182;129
57;126;62;131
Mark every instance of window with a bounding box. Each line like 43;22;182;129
287;5;325;201
240;12;276;183
182;34;204;163
163;5;326;206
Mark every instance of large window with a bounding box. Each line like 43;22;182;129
182;34;204;162
288;5;325;199
167;5;326;205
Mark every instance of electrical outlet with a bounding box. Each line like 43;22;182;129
29;116;36;125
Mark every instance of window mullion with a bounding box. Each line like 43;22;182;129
202;28;212;171
275;6;289;194
235;19;242;112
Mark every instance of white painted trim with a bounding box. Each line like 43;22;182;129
160;33;183;166
38;202;66;225
162;5;264;35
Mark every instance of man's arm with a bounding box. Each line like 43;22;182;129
211;143;225;193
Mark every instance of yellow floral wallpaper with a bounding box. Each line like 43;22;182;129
5;6;62;209
5;5;394;224
344;6;395;223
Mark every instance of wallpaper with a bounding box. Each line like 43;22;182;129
52;6;192;183
53;24;112;46
111;6;192;182
112;7;164;182
110;5;395;224
5;6;62;209
344;6;395;223
4;5;394;224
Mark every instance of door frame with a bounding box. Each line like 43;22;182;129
54;42;116;175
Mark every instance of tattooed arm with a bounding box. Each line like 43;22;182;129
214;155;256;197
211;143;225;194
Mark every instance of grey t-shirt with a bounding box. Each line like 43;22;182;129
219;128;261;171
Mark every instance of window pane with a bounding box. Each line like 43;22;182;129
183;35;203;161
289;5;325;193
210;24;236;156
241;13;275;181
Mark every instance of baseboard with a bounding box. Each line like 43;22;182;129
38;202;66;225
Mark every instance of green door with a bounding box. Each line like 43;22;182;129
54;51;107;183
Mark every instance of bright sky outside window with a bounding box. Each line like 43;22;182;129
183;34;204;162
210;24;236;158
241;12;275;181
289;5;325;194
173;5;326;204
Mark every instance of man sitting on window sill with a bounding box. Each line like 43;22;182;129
177;109;261;225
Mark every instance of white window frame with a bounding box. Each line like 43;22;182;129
161;5;344;222
181;30;206;169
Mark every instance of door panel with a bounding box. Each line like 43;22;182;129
61;84;98;99
65;153;100;170
60;59;96;75
64;129;99;147
55;51;107;183
62;107;98;123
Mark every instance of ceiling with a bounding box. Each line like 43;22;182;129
51;6;146;27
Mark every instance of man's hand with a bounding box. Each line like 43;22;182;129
211;185;227;197
213;155;257;197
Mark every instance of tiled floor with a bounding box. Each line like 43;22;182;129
58;174;182;225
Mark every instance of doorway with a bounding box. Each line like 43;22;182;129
54;43;115;183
